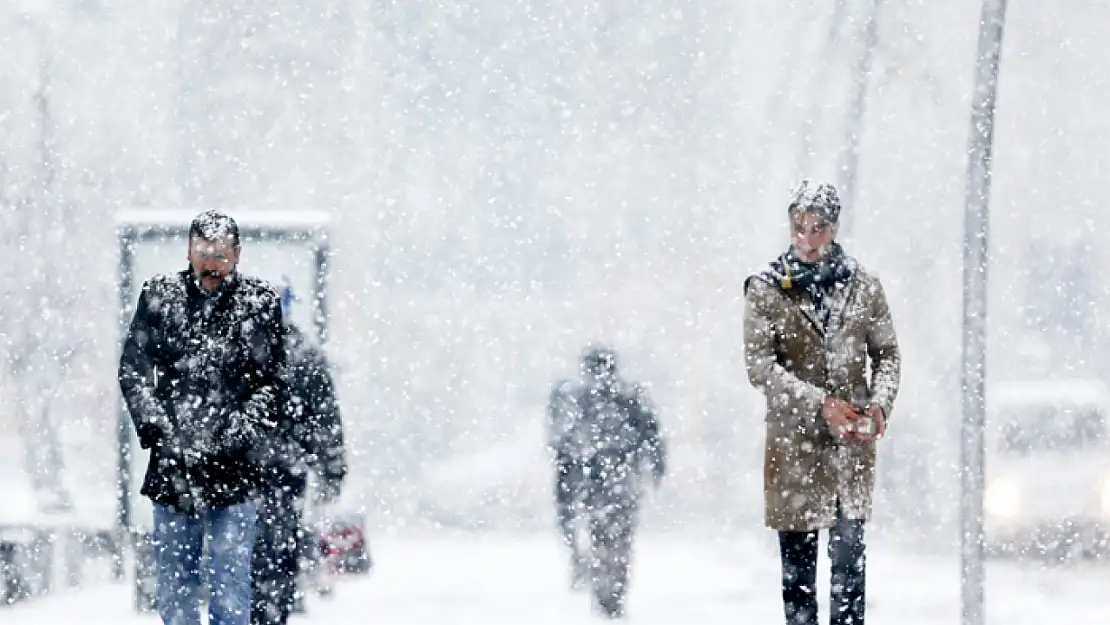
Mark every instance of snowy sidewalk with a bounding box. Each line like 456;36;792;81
4;533;1108;624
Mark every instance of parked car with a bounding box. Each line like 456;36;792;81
985;378;1110;559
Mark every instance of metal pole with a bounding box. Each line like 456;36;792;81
961;2;1007;625
314;240;330;345
115;228;135;582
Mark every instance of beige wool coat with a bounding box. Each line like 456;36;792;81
743;259;900;532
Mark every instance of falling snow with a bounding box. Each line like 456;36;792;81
2;0;1110;623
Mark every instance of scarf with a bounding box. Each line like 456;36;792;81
759;242;854;328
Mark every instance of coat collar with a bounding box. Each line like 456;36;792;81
752;257;860;339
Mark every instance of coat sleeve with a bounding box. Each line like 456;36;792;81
298;349;348;489
743;279;827;426
118;281;173;450
545;382;576;457
628;389;666;479
217;291;288;457
865;278;901;419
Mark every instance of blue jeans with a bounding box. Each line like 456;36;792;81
152;500;259;625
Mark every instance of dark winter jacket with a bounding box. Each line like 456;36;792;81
257;324;347;499
553;380;667;493
118;269;287;513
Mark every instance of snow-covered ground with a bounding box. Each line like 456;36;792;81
4;532;1109;624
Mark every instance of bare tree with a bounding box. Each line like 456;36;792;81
0;12;80;514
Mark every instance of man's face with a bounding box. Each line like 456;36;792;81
188;235;240;292
584;361;618;392
791;211;837;262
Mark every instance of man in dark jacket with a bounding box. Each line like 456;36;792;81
119;211;287;625
251;286;347;625
555;346;666;619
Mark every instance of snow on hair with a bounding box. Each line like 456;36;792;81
189;210;241;246
788;178;841;224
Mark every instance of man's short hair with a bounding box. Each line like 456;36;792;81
582;345;618;377
189;210;241;247
787;179;841;224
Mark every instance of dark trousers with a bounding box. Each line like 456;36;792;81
555;456;578;546
583;455;640;618
555;455;587;570
587;492;637;617
251;489;301;625
778;514;866;625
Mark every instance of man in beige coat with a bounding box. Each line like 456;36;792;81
743;180;900;625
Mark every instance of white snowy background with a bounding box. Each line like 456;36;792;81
2;0;1110;622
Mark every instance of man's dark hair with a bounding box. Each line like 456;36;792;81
582;345;618;377
787;179;841;224
189;210;241;248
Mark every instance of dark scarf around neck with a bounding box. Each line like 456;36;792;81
768;242;852;292
753;242;855;328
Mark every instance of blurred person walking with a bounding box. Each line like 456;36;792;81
550;346;666;619
251;284;347;625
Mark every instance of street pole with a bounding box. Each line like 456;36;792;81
961;2;1007;625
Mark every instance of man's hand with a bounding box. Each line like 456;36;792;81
855;405;887;442
821;396;860;439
